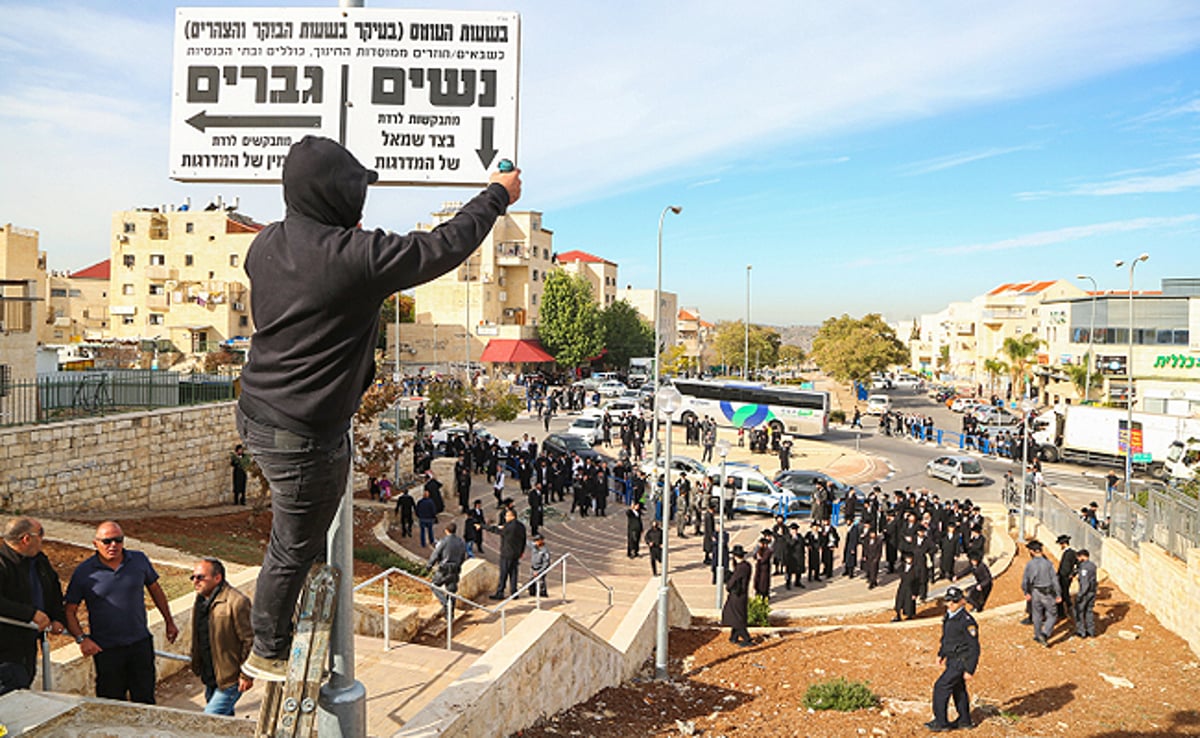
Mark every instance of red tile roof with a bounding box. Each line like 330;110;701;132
227;218;264;234
70;259;110;280
988;280;1058;296
678;308;699;321
556;249;613;265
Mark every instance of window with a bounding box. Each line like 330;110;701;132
150;254;165;266
68;289;81;297
122;315;135;325
186;222;194;234
123;255;135;268
50;288;67;297
531;293;538;305
240;315;249;327
123;222;136;234
185;254;194;267
229;254;239;267
149;284;164;295
122;284;134;296
532;269;539;280
149;314;164;326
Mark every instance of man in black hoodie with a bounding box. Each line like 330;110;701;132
237;136;520;679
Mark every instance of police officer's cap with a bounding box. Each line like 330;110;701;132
1056;534;1071;544
944;586;964;602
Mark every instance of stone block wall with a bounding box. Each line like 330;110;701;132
1;401;395;515
1;403;242;515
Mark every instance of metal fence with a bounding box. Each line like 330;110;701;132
1109;486;1200;561
1033;487;1109;568
0;370;236;427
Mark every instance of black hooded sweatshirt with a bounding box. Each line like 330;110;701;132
238;136;509;437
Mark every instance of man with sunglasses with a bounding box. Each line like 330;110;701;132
65;521;179;704
0;517;65;695
188;557;253;715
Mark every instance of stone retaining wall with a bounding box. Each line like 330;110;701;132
1028;517;1200;657
0;402;397;515
1;403;242;514
399;578;691;738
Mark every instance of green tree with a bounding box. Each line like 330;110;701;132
778;344;806;367
1063;362;1102;402
711;321;782;375
600;299;654;369
377;293;415;350
1001;333;1043;399
538;271;604;370
659;344;689;376
424;378;522;433
352;377;406;481
982;357;1009;396
809;313;907;385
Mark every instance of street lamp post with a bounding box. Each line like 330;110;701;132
1018;398;1036;540
1075;274;1098;404
652;205;682;459
1115;253;1149;535
715;438;730;610
654;384;683;681
744;265;752;379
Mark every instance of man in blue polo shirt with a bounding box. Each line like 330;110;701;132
64;521;179;704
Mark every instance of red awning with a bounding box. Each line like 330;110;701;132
479;339;555;364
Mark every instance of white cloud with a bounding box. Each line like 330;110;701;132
1018;164;1200;198
936;215;1199;255
899;145;1039;176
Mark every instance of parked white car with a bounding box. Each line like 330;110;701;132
565;416;602;445
706;466;803;516
597;380;628;397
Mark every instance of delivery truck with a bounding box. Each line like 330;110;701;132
1032;405;1200;481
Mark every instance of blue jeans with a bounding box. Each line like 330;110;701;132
419;519;436;547
204;683;243;716
237;407;350;660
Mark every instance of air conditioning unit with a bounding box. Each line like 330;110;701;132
233;302;245;312
498;291;507;302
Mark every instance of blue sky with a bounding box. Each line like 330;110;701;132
3;1;1200;325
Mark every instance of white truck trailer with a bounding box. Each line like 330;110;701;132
1033;405;1200;480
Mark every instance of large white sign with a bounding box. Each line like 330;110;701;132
169;7;520;186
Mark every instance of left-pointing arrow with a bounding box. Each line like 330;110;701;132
186;111;322;132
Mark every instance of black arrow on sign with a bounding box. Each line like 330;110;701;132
476;117;497;169
186;111;322;132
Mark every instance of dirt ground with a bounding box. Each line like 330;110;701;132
520;546;1200;738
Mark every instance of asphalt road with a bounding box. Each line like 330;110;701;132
476;387;1120;515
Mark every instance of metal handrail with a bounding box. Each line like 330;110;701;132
351;552;615;651
0;614;52;691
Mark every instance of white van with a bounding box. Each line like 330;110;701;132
866;394;892;415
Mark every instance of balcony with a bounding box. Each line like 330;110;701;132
494;241;529;265
147;294;169;310
146;266;176;281
980;307;1025;323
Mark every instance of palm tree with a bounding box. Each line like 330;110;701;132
982;358;1009;397
1001;334;1042;401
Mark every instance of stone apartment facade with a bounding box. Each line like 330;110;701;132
43;259;110;344
0;224;45;385
108;203;260;354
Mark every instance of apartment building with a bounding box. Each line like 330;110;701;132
108;202;260;354
406;208;555;367
618;286;678;352
677;307;714;370
44;259;111;344
0;223;46;384
555;249;618;308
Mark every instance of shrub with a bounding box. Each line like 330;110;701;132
802;677;879;712
748;595;771;627
829;409;847;425
353;547;428;577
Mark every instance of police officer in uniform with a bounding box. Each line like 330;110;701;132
1021;540;1061;647
927;586;979;732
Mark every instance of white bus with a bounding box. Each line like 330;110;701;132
667;379;830;437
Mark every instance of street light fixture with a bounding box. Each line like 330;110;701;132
654;382;683;681
1075;274;1098;404
715;438;731;610
652;205;682;459
744;265;752;380
1114;253;1148;534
